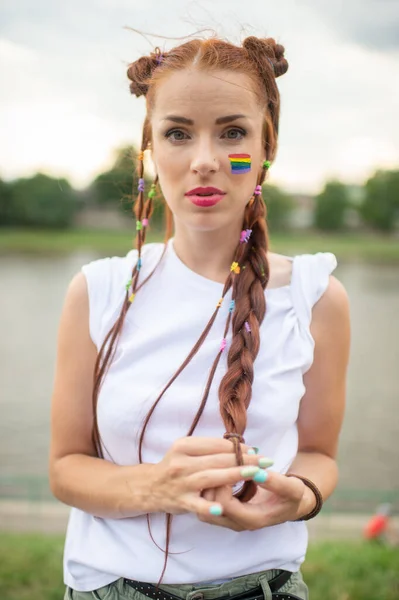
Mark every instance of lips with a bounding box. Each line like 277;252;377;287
185;187;226;207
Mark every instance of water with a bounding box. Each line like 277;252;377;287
1;251;398;503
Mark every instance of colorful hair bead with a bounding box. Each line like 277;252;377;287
230;262;241;274
125;278;132;292
240;229;252;243
138;178;145;193
129;293;136;304
137;258;142;271
148;184;156;199
254;185;262;195
229;153;251;174
229;300;235;313
216;298;223;308
142;218;149;227
137;151;144;161
263;160;271;170
220;338;227;352
136;221;143;231
244;321;251;333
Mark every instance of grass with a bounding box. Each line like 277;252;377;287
0;533;398;600
0;228;399;263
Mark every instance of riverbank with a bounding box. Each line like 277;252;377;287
0;530;398;600
1;228;399;263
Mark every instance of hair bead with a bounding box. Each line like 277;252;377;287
240;229;252;243
244;321;251;333
216;298;223;308
254;185;262;195
263;160;271;170
137;258;142;271
125;278;132;292
138;178;145;193
137;151;144;161
148;184;156;198
129;293;136;304
136;221;143;231
142;218;149;227
229;300;235;313
220;338;227;352
230;262;241;274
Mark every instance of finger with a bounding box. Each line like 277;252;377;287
191;452;272;472
202;488;216;502
172;437;253;457
182;495;225;519
189;465;262;491
255;470;304;502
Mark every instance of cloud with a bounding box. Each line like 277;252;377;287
303;0;399;52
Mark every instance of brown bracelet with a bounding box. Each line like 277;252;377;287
286;474;324;521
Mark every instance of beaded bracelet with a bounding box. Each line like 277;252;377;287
286;474;324;521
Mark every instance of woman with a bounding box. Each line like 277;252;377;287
49;35;350;600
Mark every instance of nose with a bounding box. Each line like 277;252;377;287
190;139;219;176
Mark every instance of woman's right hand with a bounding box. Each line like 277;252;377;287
147;437;268;517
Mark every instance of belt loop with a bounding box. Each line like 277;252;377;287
258;573;273;600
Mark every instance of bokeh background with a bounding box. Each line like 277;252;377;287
0;2;398;599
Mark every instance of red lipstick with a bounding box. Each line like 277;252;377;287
185;187;226;207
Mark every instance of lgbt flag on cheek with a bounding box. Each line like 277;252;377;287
228;153;251;174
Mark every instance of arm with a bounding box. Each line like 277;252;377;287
48;272;155;519
288;274;351;516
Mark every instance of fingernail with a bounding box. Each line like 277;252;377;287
252;447;259;454
247;448;256;455
209;505;223;516
253;469;268;483
258;457;274;468
241;466;260;477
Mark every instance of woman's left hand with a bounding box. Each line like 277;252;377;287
198;471;314;531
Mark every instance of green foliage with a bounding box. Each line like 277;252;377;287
0;178;15;226
360;170;399;232
8;174;77;229
263;184;294;231
314;180;350;231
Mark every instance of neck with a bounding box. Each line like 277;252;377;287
172;221;243;284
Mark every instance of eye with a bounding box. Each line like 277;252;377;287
165;129;190;142
222;128;247;140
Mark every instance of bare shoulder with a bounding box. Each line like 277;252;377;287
312;275;350;336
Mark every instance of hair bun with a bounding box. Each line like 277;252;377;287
243;36;288;79
127;48;165;97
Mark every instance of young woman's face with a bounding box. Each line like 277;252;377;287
150;69;266;233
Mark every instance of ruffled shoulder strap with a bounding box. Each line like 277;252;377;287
290;252;338;328
81;243;164;348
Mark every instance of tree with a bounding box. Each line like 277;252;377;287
314;181;350;231
263;184;294;231
360;170;399;232
11;173;77;228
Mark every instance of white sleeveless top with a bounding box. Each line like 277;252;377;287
63;239;337;591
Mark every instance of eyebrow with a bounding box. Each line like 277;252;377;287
163;114;247;125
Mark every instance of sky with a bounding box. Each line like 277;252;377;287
1;0;398;194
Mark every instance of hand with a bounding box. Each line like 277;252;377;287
148;437;267;519
198;470;315;531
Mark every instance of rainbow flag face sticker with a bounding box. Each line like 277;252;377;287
229;153;251;174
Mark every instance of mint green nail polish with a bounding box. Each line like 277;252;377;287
209;505;223;516
253;469;268;483
247;448;256;455
258;457;274;468
241;466;260;477
253;447;259;454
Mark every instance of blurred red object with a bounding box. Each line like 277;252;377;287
363;503;392;540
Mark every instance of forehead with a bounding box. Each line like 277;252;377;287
151;69;262;120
